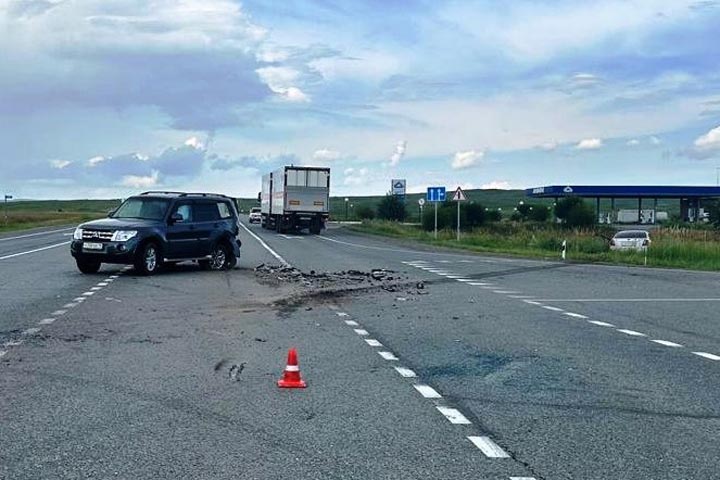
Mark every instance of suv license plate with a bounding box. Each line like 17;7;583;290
83;242;103;250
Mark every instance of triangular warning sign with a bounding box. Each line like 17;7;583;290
452;187;467;201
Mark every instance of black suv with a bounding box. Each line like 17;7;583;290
71;192;241;275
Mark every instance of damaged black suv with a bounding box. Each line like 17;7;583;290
70;192;241;275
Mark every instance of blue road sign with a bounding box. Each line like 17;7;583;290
426;187;446;202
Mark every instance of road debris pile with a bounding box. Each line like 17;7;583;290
254;264;426;295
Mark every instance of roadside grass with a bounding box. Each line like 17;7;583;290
349;220;720;271
0;200;117;233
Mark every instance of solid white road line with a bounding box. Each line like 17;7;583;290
0;227;74;242
0;241;71;261
436;406;471;424
39;318;56;325
365;339;383;347
563;312;588;319
535;298;720;302
414;385;442;399
509;295;535;299
617;329;647;337
394;366;417;378
651;339;683;348
589;320;615;327
344;320;359;326
542;306;564;312
238;221;290;266
378;351;399;361
467;436;510;458
353;329;369;336
692;351;720;361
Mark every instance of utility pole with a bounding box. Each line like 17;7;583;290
344;197;349;221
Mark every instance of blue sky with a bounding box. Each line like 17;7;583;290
2;0;720;199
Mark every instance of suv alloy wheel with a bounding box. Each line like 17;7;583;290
134;242;161;276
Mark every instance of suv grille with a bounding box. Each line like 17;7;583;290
82;230;114;242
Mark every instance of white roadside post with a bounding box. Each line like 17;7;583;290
561;239;567;260
452;187;467;241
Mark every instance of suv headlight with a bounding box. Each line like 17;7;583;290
73;228;83;240
111;230;138;242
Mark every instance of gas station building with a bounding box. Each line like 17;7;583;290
525;185;720;224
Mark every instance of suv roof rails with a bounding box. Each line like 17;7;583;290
139;191;185;196
178;192;233;200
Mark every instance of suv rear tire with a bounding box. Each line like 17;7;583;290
200;242;234;271
76;258;101;274
134;241;161;276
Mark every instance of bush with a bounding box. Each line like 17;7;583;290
355;204;375;220
555;197;595;227
377;195;407;222
421;201;488;231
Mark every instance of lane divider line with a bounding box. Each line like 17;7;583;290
436;406;472;425
365;339;383;347
39;318;56;325
467;436;510;458
588;320;615;327
378;351;399;361
617;329;647;337
394;366;417;378
0;227;74;242
563;312;588;319
542;306;564;312
353;329;369;336
414;384;442;399
51;310;67;316
693;352;720;361
344;320;359;326
651;339;683;348
238;221;290;266
0;241;71;261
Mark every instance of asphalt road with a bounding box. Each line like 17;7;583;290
2;221;720;479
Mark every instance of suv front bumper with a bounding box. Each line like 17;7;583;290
71;239;139;264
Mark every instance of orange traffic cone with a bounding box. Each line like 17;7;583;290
277;348;307;388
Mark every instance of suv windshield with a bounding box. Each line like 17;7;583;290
112;198;170;220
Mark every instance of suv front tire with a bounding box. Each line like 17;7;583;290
134;241;161;276
76;257;101;274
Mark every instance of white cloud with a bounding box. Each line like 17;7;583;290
649;135;661;145
537;141;558;152
49;159;71;169
255;66;310;102
576;138;603;150
389;140;407;167
343;167;369;186
313;149;341;161
627;139;640;146
87;155;106;167
481;180;511;190
184;137;204;149
694;126;720;151
120;170;160;189
569;73;601;90
451;150;483;170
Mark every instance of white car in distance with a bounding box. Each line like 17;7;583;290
248;207;262;224
610;230;651;251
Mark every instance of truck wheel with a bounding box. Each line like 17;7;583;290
76;258;101;274
276;216;284;234
134;242;161;276
310;219;321;235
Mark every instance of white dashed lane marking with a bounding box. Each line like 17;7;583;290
39;318;56;325
378;351;399;361
365;339;383;347
588;320;615;327
353;329;369;336
73;297;86;302
97;282;109;286
651;339;683;348
541;306;564;312
62;303;77;309
467;436;510;458
693;352;720;361
436;406;472;425
414;384;442;399
563;312;588;319
523;300;542;305
336;312;350;317
51;310;67;316
344;320;359;326
394;366;417;378
617;329;647;337
82;292;95;296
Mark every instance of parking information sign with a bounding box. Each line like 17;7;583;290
426;187;446;202
392;179;406;197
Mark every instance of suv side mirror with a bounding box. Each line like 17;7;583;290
107;208;117;217
169;212;184;224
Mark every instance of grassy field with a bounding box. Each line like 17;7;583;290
349;220;720;271
0;200;120;233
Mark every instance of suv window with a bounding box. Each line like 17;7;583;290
194;201;220;222
250;207;261;213
113;198;169;220
172;203;193;223
217;202;232;219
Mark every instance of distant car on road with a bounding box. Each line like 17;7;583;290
248;206;262;224
70;191;241;275
610;230;651;251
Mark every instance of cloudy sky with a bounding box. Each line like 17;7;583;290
2;0;720;199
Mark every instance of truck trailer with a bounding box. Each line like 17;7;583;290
261;166;330;234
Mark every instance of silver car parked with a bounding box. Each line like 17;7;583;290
610;230;651;251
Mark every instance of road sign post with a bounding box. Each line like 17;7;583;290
418;198;425;222
426;187;446;239
4;195;12;225
451;187;467;241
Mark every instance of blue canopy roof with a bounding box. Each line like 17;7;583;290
526;185;720;199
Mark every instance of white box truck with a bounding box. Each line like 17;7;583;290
261;166;330;234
